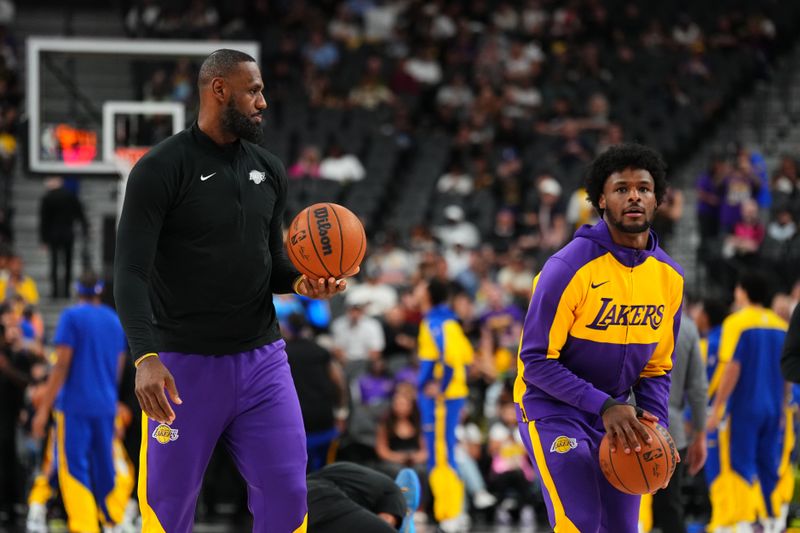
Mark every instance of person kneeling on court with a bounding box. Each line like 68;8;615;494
308;462;420;533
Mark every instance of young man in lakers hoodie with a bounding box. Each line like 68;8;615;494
514;144;684;532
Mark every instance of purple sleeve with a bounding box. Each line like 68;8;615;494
519;257;610;414
633;307;682;427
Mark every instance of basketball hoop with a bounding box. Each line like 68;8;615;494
113;146;150;180
114;146;150;223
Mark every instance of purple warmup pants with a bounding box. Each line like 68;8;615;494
518;416;640;532
138;340;308;533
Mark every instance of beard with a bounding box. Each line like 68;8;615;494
221;100;263;144
605;209;654;234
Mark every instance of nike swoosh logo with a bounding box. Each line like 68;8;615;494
200;173;216;181
591;281;609;289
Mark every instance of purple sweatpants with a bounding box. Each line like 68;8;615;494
518;416;640;532
139;340;308;533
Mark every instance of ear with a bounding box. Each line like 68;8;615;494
210;77;226;103
598;193;606;210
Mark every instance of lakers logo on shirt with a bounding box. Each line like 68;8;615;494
152;424;179;444
586;298;665;331
249;170;266;184
550;436;578;453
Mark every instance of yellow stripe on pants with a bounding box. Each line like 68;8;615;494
55;411;100;533
138;414;167;533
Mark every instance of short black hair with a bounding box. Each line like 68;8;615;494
737;270;772;307
701;298;728;328
585;143;668;217
427;278;450;307
198;49;257;87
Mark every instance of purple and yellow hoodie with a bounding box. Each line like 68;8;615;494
513;220;683;428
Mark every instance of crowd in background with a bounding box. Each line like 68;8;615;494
696;145;800;301
122;0;790;250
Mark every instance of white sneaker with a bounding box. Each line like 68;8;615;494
119;499;140;533
520;505;536;529
25;503;47;533
472;490;497;510
438;514;469;533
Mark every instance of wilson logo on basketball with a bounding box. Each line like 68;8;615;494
550;436;577;454
313;207;333;256
642;449;663;462
290;230;307;245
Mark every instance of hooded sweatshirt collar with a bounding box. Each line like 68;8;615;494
573;219;658;268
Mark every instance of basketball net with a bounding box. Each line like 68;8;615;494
113;146;150;223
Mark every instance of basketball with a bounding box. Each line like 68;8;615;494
286;202;367;280
598;419;678;495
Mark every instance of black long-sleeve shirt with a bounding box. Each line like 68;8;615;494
781;304;800;383
114;123;300;359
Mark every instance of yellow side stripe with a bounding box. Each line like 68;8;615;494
526;421;579;532
138;414;167;533
292;513;308;533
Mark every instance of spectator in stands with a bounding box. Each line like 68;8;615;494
652;186;684;251
488;207;519;256
345;265;399;318
479;283;524;378
381;305;417;363
331;296;386;376
697;155;729;244
124;0;161;37
720;156;761;233
319;141;365;183
0;255;37;306
365;231;415;287
0;313;31;527
39;176;88;299
328;4;362;49
404;46;443;87
349;56;394;110
358;357;395;407
487;398;538;528
288;145;322;179
437;161;473;197
496;249;535;310
673;13;703;49
285;313;348;473
532;175;568;262
304;30;340;72
725;198;764;267
434;205;480;251
771;155;799;217
185;0;219;39
762;206;799;292
375;382;428;477
436;72;474;111
566;187;599;232
736;144;770;210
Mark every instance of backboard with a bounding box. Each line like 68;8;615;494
27;36;259;175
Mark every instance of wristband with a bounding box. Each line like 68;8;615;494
292;275;305;294
600;398;625;415
134;353;159;368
